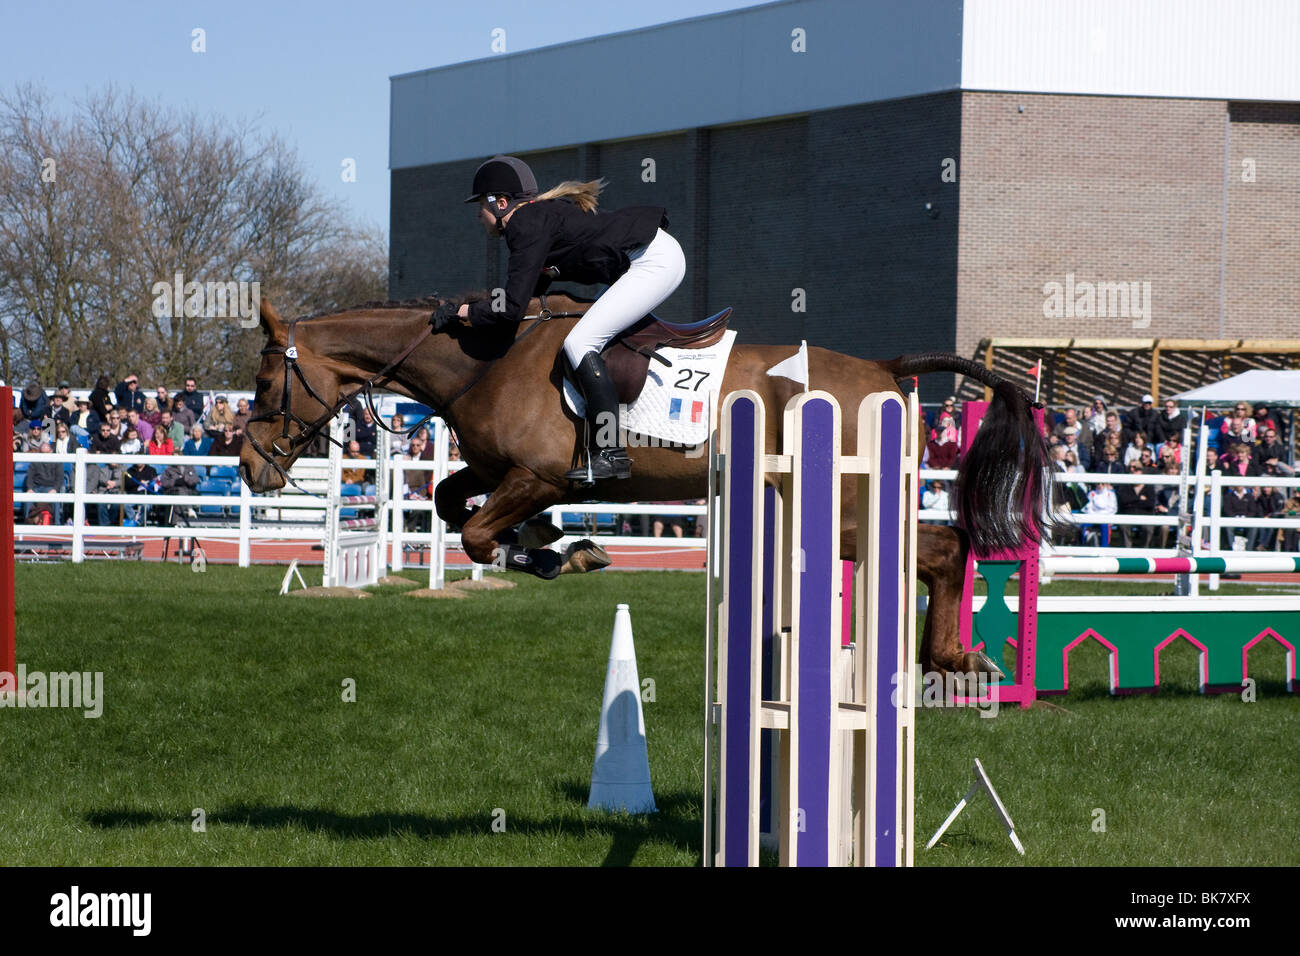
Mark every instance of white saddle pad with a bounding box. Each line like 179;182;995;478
563;330;737;448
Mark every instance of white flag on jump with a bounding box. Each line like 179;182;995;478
765;340;809;391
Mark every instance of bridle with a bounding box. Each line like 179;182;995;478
244;294;585;493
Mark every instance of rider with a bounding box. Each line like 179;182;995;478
434;154;685;483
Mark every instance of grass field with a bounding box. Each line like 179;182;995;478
1;562;1297;866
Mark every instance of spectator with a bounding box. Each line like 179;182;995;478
155;385;172;414
54;382;73;403
21;421;45;452
1222;485;1256;550
1094;444;1126;476
172;393;198;432
158;410;186;447
52;422;78;457
122;459;159;526
1221;402;1257;445
47;393;72;429
1054;407;1093;448
23;442;64;524
1093;412;1130;463
341;440;368;485
1219;442;1260;479
1203;447;1223;474
206;395;236;438
389;414;410;455
1252;428;1288;475
1083;481;1117;547
1137;446;1157;474
1252;404;1279;439
921;479;950;524
653;508;686;538
183;424;213;456
126;409;153;444
89;375;116;420
159;459;201;515
1124;393;1159;441
106;409;125;440
1153;461;1183;548
212;424;242;456
233;397;251;436
114;372;146;414
1123;431;1151;468
355;407;378;457
1085;396;1108;434
1282;495;1300;552
20;383;49;424
146;427;174;457
1250;486;1285;552
1116;462;1157;547
142;396;163;428
925;413;959;469
87;422;123;526
70;397;96;438
1156;431;1183;466
1060;426;1091;471
179;377;206;422
120;427;142;455
1154;399;1187;444
403;432;431;500
931;395;961;432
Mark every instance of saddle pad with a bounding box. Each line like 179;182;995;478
564;330;737;448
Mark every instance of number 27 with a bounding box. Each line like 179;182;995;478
674;369;710;391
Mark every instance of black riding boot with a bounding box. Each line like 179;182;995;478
565;351;631;484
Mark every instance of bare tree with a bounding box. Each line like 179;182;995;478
0;85;387;390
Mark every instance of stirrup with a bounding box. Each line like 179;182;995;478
565;448;631;485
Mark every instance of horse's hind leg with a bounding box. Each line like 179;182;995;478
459;466;567;579
917;524;994;678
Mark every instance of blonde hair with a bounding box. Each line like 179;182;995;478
536;178;606;212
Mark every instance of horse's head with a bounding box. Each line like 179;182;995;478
239;298;345;492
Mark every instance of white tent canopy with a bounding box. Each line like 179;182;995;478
1172;369;1300;408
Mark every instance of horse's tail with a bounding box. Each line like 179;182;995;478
881;352;1053;555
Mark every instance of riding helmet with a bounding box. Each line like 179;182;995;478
463;155;538;203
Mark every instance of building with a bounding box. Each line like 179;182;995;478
389;0;1300;401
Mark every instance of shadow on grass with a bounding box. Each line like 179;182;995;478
1046;679;1291;703
86;784;703;867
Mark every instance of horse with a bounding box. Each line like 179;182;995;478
239;293;1050;677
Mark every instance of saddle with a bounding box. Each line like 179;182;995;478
597;307;733;405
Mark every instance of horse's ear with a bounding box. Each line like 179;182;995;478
260;297;287;341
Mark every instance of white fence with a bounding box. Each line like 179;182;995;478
14;425;1299;576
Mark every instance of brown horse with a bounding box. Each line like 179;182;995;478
239;294;1049;676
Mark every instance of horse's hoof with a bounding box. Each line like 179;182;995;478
561;540;612;574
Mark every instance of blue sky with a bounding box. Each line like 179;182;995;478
2;0;763;237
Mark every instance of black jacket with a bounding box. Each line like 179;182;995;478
1154;411;1187;443
467;198;668;327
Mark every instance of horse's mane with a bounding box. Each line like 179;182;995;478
294;287;599;322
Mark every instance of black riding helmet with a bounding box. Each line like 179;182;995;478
464;155;538;233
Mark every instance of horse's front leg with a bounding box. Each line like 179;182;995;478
459;466;567;579
433;466;491;528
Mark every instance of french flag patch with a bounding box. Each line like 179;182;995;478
668;398;682;421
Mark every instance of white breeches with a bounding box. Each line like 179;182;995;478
562;228;686;368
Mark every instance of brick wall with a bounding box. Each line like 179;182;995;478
957;92;1227;365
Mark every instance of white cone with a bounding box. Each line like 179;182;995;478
588;604;656;814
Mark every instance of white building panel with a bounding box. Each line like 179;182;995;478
962;0;1300;101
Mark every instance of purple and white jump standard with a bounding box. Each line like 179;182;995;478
703;389;917;867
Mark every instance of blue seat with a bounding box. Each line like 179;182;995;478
209;465;239;481
197;478;232;515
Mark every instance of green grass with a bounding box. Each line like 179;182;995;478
1;563;1297;866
